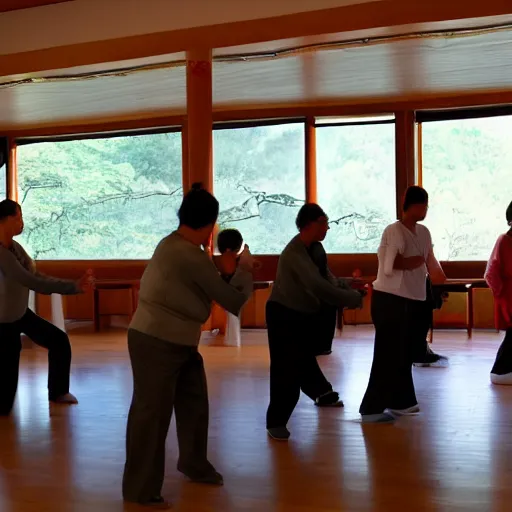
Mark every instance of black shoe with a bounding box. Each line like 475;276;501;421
267;426;291;440
414;354;449;368
177;465;224;485
316;350;332;356
124;496;171;509
315;391;344;407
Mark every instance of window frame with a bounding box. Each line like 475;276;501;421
416;107;512;262
8;101;510;266
212;118;308;255
15;127;184;261
314;115;398;254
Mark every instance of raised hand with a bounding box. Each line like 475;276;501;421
238;245;256;272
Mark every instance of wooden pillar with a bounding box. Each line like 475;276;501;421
186;48;213;192
395;111;416;219
305;116;317;204
186;49;216;334
6;137;18;202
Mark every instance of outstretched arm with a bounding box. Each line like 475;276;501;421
292;254;362;309
0;249;81;295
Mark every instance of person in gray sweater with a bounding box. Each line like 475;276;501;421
122;183;255;509
266;204;365;441
0;199;91;416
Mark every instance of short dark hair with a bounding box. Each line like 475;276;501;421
296;203;327;230
217;228;243;254
178;183;219;230
403;186;428;212
506;201;512;225
0;199;20;221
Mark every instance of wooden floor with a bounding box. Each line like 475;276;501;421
1;326;511;512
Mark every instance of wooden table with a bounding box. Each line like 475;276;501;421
93;279;139;332
432;278;487;338
336;278;488;338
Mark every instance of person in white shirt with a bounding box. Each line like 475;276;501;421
359;186;446;423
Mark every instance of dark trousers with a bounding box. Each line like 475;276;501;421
123;330;213;504
491;329;512;375
266;301;333;429
359;291;424;415
0;308;71;415
313;303;337;355
412;298;435;362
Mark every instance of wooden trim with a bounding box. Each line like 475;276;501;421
17;125;182;145
5;90;512;139
6;138;18;202
34;255;489;281
211;90;512;121
305;116;316;203
2;0;510;77
417;122;423;187
214;118;304;131
0;0;70;13
416;104;512;123
395;111;416;219
315;119;394;128
181;120;190;193
9;115;186;140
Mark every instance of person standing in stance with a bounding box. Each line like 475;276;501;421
122;184;255;508
266;204;364;441
485;201;512;385
359;187;445;423
0;199;91;416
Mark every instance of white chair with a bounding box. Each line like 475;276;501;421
28;290;66;332
225;312;241;347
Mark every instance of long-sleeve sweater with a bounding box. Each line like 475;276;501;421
269;235;362;313
0;241;81;323
129;232;253;346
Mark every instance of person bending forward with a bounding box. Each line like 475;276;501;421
266;204;364;441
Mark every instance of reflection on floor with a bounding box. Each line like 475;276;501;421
1;326;511;512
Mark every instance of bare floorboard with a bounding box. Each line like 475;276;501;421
1;326;510;511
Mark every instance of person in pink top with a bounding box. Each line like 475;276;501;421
485;201;512;385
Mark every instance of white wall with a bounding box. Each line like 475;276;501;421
0;0;376;55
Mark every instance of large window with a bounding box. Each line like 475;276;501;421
17;132;182;259
422;115;512;261
316;121;396;253
213;122;305;254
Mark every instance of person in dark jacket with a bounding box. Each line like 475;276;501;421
265;204;365;441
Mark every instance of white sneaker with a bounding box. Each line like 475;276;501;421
386;404;420;416
51;393;79;404
490;373;512;385
361;412;396;424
